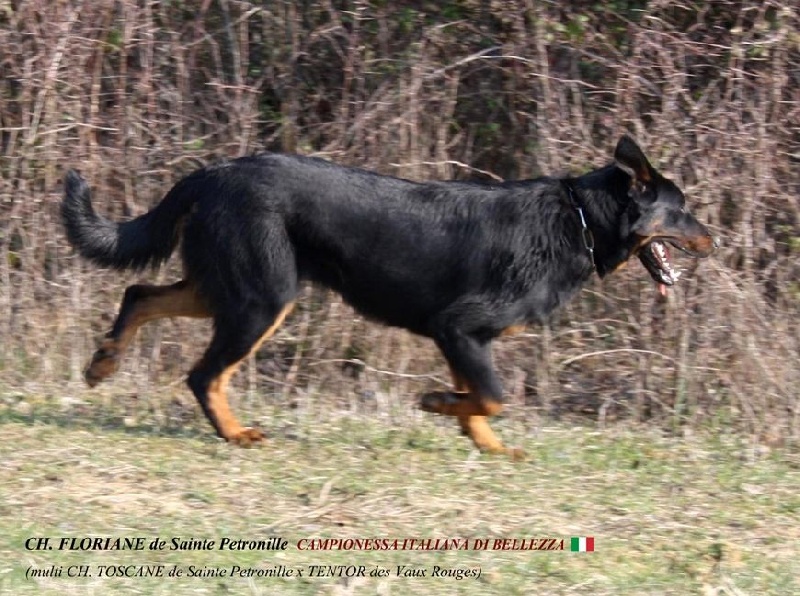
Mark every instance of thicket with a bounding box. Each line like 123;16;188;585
1;1;797;443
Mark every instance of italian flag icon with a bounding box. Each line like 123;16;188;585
570;536;595;552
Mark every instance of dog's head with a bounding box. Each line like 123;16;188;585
612;136;716;291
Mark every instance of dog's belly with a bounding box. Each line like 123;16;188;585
297;259;449;336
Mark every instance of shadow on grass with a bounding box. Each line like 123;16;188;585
0;401;213;442
0;389;510;456
0;394;319;448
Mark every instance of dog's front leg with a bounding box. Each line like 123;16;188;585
420;331;524;460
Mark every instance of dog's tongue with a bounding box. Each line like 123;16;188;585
658;283;667;296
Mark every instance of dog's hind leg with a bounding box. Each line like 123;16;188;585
85;280;210;386
186;303;294;446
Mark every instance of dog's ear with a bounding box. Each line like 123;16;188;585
614;135;652;183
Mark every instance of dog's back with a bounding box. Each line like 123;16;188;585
179;154;581;335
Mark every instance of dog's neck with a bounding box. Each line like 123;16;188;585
568;165;637;277
562;181;597;271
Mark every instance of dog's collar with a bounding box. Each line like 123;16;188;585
564;182;596;271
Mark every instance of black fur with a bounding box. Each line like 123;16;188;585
62;136;716;450
62;169;196;270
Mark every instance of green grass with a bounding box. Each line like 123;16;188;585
0;390;798;595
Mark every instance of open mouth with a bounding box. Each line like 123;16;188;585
638;240;682;291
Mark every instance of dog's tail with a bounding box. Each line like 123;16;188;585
62;169;198;270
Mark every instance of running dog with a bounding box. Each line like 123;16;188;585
62;136;716;457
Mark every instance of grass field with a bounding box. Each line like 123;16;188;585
1;387;797;596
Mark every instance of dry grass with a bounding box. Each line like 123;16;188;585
1;394;798;595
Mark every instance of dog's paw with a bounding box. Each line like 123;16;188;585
228;427;265;447
418;391;465;415
84;341;120;387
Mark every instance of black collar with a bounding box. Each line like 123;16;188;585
563;182;596;271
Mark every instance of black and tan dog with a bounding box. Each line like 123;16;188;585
62;136;715;457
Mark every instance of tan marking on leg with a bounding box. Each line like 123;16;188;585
248;303;295;356
205;361;263;445
461;415;523;459
500;324;527;337
451;370;474;437
449;366;469;394
419;392;521;458
84;341;123;387
114;283;209;347
198;302;295;446
85;281;210;386
448;367;473;435
420;392;503;418
425;366;524;460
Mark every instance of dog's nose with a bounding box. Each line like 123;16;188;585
712;236;721;250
